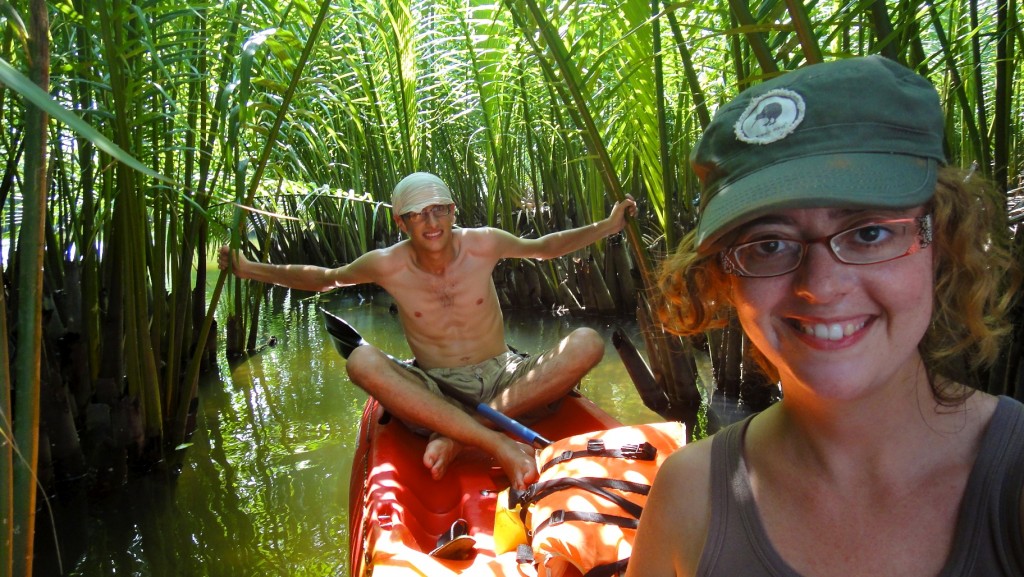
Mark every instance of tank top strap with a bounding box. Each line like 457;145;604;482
698;417;751;571
697;415;799;576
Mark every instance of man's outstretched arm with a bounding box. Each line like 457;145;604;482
218;246;376;292
489;195;637;260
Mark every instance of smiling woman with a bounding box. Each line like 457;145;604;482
627;55;1024;577
729;205;936;402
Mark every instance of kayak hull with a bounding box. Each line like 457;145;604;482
348;395;622;576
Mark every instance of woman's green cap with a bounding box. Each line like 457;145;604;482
692;55;946;252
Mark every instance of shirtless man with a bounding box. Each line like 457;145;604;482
218;172;636;489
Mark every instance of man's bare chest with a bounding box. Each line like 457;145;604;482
421;274;462;309
384;266;496;314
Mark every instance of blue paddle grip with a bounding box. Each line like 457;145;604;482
475;403;551;448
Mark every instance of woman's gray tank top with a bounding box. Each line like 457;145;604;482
697;395;1024;576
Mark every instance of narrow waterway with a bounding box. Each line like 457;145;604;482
35;288;662;576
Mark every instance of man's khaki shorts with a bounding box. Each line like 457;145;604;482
400;348;562;431
402;349;538;404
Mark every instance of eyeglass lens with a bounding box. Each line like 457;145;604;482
722;216;930;277
404;204;451;221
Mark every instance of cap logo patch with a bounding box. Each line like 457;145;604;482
734;89;805;145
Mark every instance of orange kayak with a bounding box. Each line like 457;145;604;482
347;394;625;576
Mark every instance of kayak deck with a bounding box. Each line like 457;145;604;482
348;394;622;576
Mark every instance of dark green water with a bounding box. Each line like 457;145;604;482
35;289;660;576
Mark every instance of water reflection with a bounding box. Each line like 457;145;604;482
36;289;659;576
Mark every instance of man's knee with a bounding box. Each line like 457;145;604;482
567;327;605;366
345;345;393;384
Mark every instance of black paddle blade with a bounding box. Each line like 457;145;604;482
319;307;368;359
612;328;670;414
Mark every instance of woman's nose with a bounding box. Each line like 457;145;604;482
792;243;852;303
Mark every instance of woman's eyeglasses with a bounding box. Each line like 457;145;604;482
719;214;934;278
401;204;454;223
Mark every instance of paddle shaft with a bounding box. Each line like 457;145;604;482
320;308;552;448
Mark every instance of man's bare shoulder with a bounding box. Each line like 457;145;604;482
369;239;412;260
456;226;520;257
456;226;505;241
339;240;412;284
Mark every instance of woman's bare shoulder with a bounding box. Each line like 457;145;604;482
658;434;715;508
652;434;715;540
628;435;717;577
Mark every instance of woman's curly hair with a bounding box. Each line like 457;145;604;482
656;166;1022;401
924;167;1021;398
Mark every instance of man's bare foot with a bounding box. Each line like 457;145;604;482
424;433;463;480
494;438;539;491
424;432;538;490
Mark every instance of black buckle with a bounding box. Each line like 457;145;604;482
621;442;657;460
587;439;605;453
548;510;565;527
508;485;534;508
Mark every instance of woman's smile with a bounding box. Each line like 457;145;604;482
787;316;870;343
